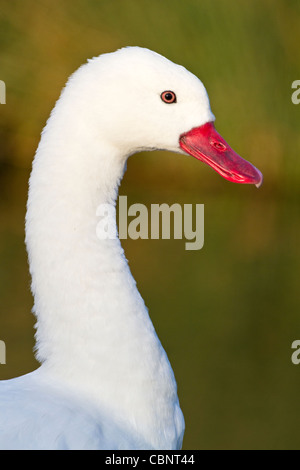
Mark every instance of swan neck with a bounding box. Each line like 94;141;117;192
25;113;183;449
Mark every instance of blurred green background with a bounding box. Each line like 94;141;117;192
0;0;300;449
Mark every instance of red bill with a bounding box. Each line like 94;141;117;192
179;122;263;187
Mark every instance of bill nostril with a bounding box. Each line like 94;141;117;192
211;141;226;151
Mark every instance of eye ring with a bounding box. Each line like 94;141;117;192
161;91;177;104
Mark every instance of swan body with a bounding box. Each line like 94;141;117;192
0;47;262;450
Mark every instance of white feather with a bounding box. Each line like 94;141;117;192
0;47;214;450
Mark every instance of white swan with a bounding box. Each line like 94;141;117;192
0;47;262;450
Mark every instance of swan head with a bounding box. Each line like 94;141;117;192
63;47;262;187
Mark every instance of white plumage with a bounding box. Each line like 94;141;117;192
0;47;262;450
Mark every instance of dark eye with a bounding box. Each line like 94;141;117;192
161;91;177;104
